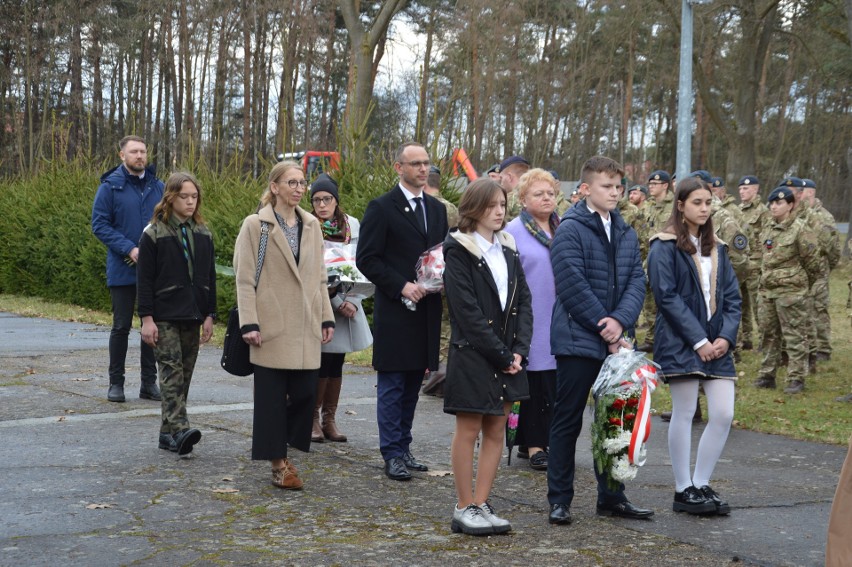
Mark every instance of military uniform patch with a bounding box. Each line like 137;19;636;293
733;234;748;250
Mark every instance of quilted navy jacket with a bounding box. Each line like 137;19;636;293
550;201;646;361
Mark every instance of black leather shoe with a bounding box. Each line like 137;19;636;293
516;446;529;459
140;382;162;401
401;451;428;472
753;377;776;389
597;500;654;519
673;486;716;515
174;428;201;456
529;450;548;471
548;503;572;525
107;384;125;402
384;457;412;481
698;485;730;515
784;380;805;394
158;433;177;452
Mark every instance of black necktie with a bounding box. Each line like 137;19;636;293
413;197;426;233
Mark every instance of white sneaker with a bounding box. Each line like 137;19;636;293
451;504;494;536
477;500;512;533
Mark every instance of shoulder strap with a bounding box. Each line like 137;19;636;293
254;221;270;289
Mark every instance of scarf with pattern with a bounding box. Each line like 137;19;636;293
520;208;560;248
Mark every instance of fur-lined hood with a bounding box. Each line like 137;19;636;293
448;229;517;258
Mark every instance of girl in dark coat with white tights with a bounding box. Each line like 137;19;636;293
647;177;741;516
443;178;532;536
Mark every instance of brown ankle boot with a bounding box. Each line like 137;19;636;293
271;459;303;490
321;377;347;442
312;378;327;443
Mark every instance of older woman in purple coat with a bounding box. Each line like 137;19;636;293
504;168;560;471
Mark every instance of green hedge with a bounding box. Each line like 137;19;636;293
0;155;428;319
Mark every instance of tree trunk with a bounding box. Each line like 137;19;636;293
67;21;84;159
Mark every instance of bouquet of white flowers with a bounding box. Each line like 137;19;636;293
323;242;375;300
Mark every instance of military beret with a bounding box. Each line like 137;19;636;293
781;176;804;188
648;170;670;183
689;170;713;183
548;169;560;181
711;176;724;188
767;186;795;203
629;184;649;196
738;175;759;186
485;163;500;175
802;178;816;189
497;155;530;173
310;173;339;203
429;165;441;176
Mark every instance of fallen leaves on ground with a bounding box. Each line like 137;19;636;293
212;487;240;494
427;470;453;477
86;503;114;509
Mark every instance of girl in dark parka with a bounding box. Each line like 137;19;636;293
443;178;532;536
647;177;741;516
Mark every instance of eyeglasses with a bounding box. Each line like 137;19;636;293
400;160;431;168
311;196;335;206
280;179;308;189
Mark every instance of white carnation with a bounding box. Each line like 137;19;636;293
602;431;632;455
611;455;638;482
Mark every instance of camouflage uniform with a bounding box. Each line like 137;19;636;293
807;199;840;357
618;199;642;235
154;321;201;434
507;187;568;221
739;199;771;348
640;191;673;344
712;199;749;352
756;215;820;389
434;195;459;229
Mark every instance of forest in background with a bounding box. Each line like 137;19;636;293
0;0;850;218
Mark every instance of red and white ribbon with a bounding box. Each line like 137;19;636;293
628;364;658;466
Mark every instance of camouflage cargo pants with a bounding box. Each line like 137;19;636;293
154;321;201;434
810;276;831;356
739;273;760;348
757;294;810;384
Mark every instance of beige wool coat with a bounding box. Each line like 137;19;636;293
233;204;334;370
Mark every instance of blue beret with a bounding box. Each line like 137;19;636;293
497;156;530;172
689;170;713;183
767;186;795;203
548;169;560;181
711;176;724;188
629;184;649;196
802;178;816;189
738;175;759;186
781;177;804;188
648;170;670;183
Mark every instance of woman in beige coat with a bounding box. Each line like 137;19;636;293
234;160;334;490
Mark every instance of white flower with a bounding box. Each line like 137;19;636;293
611;455;638;482
603;431;632;455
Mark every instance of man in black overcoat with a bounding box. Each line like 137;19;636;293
357;142;449;481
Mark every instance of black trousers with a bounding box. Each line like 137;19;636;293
252;366;318;460
515;369;556;448
547;356;626;507
109;285;156;385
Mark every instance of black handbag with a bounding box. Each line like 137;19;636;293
221;221;270;376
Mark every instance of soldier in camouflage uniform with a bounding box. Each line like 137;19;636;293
754;186;820;395
710;177;750;355
137;172;216;455
838;279;852;403
499;156;531;221
800;178;840;361
637;170;673;351
618;183;642;234
738;175;769;350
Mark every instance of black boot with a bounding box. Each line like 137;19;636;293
108;383;125;402
140;381;162;401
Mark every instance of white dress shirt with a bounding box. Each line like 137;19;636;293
474;231;508;310
399;182;427;231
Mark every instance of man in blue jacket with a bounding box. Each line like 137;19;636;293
547;156;653;525
92;135;164;403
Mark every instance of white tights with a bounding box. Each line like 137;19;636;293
668;378;735;492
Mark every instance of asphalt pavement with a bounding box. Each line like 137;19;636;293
0;312;844;566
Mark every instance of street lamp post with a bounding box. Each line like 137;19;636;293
676;0;712;182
